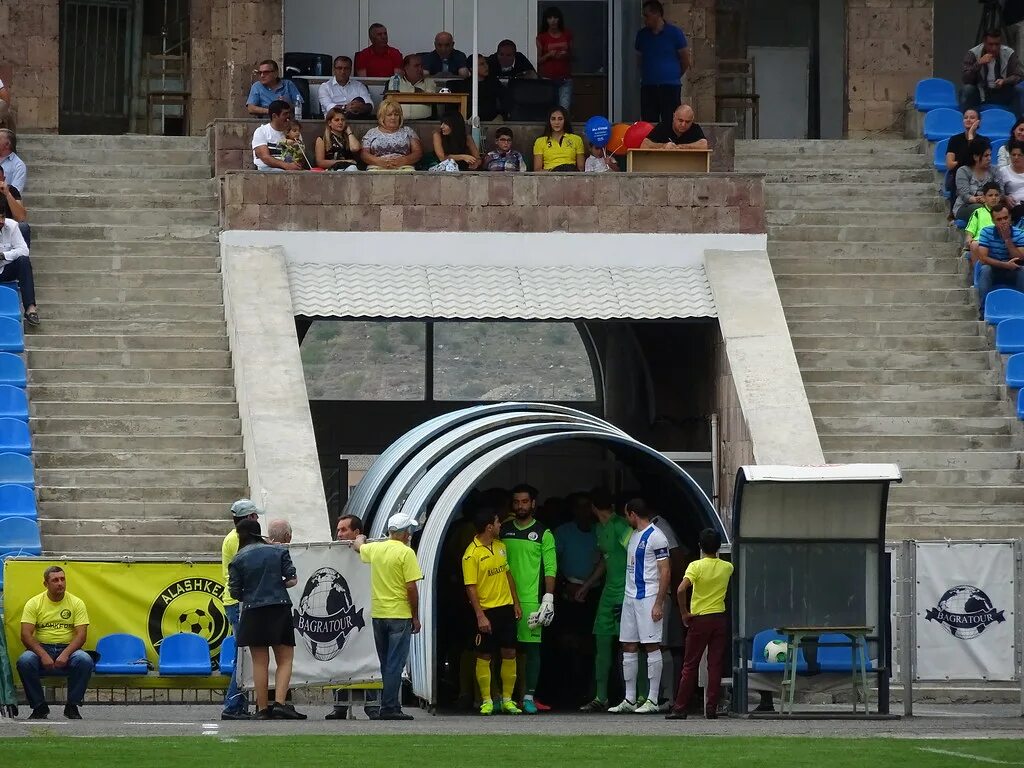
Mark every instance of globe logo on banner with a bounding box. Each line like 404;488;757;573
925;584;1006;640
293;567;366;661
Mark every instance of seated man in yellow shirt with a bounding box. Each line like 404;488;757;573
666;528;733;720
17;566;94;720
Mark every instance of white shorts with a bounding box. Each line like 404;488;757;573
619;595;663;644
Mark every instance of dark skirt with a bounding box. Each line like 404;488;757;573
236;604;295;648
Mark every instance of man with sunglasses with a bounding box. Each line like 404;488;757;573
246;59;303;117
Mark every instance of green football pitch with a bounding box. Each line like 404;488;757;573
3;736;1022;767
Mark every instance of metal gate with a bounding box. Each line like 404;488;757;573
59;0;136;134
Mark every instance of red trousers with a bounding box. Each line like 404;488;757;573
673;613;728;713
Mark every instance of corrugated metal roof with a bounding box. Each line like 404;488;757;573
287;263;717;320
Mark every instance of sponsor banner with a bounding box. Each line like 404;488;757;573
915;543;1016;681
238;543;379;689
3;559;229;678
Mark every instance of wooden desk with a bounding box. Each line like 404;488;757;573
387;92;468;118
777;625;874;716
626;148;712;173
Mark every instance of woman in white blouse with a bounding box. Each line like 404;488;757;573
1000;139;1024;223
998;119;1024;167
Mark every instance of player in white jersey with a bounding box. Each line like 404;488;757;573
608;498;670;715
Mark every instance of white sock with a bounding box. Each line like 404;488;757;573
524;694;534;703
661;649;675;702
647;651;663;704
623;651;639;703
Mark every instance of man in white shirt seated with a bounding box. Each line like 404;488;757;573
251;100;303;172
385;54;437;120
0;78;10;127
0;129;27;193
318;56;374;119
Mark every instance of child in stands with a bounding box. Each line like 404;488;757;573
280;121;308;169
965;181;1004;265
584;142;618;173
484;127;526;171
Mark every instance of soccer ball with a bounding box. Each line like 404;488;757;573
764;640;789;663
178;608;215;638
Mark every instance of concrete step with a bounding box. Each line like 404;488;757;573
31;208;219;226
37;485;246;503
32;286;231;305
31;223;218;242
768;211;947;227
30;416;241;436
19;134;208;150
828;450;1022;469
771;257;960;275
767;225;953;243
30;384;236;403
35;450;244;470
813;415;1012;435
32;433;243;452
26;350;231;368
25;335;228;352
777;273;967;289
811;400;1007;418
886;522;1024;539
796;350;993;370
760;169;934;184
738;139;924;154
800;368;998;385
28;178;215;195
780;288;972;306
26;256;220;273
40;303;225;321
768;242;957;258
901;468;1024;485
767;195;944;212
31;401;239;419
26;148;206;166
29;241;219;258
42;534;222;555
740;155;928;170
889;484;1024;504
819;433;1015;450
790;335;989;352
30;163;211;180
38;500;235;519
27;320;227;336
39;517;229;537
805;383;1000;401
787;320;981;336
34;272;222;290
784;304;980;321
888;503;1024;524
28;367;235;385
29;193;216;211
36;467;248;488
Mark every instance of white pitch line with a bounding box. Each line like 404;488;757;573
917;747;1022;765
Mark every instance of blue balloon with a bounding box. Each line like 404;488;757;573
584;116;613;148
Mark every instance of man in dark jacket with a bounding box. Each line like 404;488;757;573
962;29;1024;114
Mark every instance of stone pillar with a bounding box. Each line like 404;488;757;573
661;0;717;122
847;0;934;137
0;0;60;132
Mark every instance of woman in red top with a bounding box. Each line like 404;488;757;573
536;6;573;112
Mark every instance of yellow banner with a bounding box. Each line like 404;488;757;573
3;559;230;675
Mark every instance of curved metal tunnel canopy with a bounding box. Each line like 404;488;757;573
342;403;728;706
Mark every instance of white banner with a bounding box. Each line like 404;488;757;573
915;542;1016;681
240;542;380;688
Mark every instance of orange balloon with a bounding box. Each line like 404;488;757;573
607;122;630;155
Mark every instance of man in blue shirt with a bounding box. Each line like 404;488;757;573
976;203;1024;317
246;59;303;117
635;0;690;124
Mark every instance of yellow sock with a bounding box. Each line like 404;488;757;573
500;657;517;701
475;657;492;703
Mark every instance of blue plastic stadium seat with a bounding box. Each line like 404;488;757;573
0;286;20;319
954;219;967;231
914;78;958;113
0;483;36;519
749;629;809;673
0;418;30;454
985;288;1024;325
992;138;1008;164
95;633;150;675
0;452;33;488
996;318;1024;353
0;317;23;353
0;353;26;388
158;633;212;676
982;108;1016;139
923;108;965;141
932;137;950;172
815;633;875;673
1008;353;1024;388
0;385;28;421
1018;389;1024;419
0;516;41;556
218;635;236;677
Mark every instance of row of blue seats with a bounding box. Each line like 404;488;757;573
914;77;1020;117
981;289;1024;420
932;136;1008;173
0;294;32;564
91;632;236;677
924;106;1016;142
749;629;873;674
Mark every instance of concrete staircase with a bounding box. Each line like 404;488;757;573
20;134;246;555
737;139;1024;540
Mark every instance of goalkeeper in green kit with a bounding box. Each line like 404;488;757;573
499;483;557;714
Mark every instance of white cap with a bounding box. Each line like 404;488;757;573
387;511;419;533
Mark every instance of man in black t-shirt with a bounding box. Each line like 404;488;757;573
641;105;708;150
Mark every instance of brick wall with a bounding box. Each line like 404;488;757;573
847;0;934;137
662;0;717;120
220;170;765;234
0;0;60;132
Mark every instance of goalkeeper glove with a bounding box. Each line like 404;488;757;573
536;593;555;627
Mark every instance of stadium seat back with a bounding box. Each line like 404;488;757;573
0;417;30;454
983;108;1016;138
96;633;150;675
0;483;36;519
219;635;236;677
914;78;958;112
0;384;28;420
1018;388;1024;419
0;352;26;387
0;452;33;487
1008;352;1024;388
923;108;964;141
506;79;560;121
0;286;20;319
996;318;1024;354
815;632;874;672
0;515;41;555
932;137;949;172
0;317;23;353
991;138;1008;163
158;632;212;676
984;288;1024;325
749;628;808;673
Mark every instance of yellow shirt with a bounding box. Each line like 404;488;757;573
21;591;90;645
533;132;584;170
359;539;424;619
684;556;734;616
462;536;513;610
221;528;239;607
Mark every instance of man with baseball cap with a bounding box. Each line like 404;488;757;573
220;498;260;720
352;511;423;720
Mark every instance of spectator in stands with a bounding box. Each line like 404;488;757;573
361;99;423;171
267;519;292;544
423;31;471;77
0;130;27;193
220;498;260;720
944;109;985;209
315;108;361;171
636;0;690;124
318;56;374;119
433;112;480;170
955;138;999;222
998;119;1024;167
454;55;505;121
641;104;708;150
487;40;537;80
355;23;403;78
279;121;308;169
252;101;302;172
533;106;585;172
585;142;619;173
0;76;10;128
0;204;37;327
965;182;1004;263
0;165;30;247
484;127;527;171
17;566;94;720
975;203;1024;316
537;6;574;111
1001;140;1024;222
961;29;1024;115
385;55;438;121
228;518;304;720
246;60;303;118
